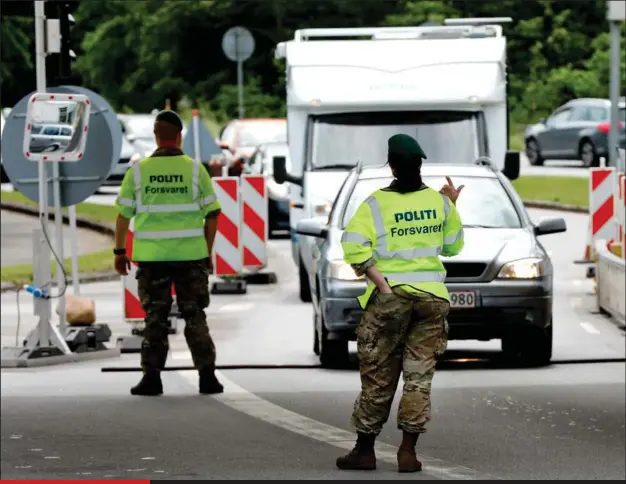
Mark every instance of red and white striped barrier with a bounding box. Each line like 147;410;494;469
589;167;617;259
123;218;176;322
616;172;625;259
241;175;268;269
212;177;243;276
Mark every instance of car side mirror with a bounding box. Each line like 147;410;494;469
503;150;520;181
534;217;567;236
296;218;328;239
540;118;546;125
273;156;303;186
126;133;137;142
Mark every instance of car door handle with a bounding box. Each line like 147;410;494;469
292;202;304;209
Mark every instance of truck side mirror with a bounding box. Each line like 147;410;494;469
503;151;520;180
273;156;303;186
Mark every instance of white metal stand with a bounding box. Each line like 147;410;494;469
69;204;81;295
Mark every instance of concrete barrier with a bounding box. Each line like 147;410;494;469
595;238;626;327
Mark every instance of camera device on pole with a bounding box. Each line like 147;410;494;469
221;26;255;119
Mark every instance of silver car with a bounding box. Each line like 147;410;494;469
524;97;626;168
296;162;567;368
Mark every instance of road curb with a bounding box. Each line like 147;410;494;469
1;200;117;292
523;200;589;214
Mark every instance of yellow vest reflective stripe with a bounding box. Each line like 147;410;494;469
342;187;464;308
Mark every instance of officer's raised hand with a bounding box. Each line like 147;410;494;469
440;176;465;204
114;253;131;276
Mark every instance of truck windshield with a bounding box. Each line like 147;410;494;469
309;111;482;169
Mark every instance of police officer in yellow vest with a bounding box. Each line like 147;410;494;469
113;110;224;396
336;134;464;473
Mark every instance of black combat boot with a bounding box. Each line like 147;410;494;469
199;367;224;394
336;432;377;470
397;431;422;473
130;370;163;396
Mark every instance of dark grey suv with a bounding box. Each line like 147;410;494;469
296;162;567;369
524;97;626;167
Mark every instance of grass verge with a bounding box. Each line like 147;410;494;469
0;191;118;225
1;249;113;286
1;192;117;285
512;176;588;209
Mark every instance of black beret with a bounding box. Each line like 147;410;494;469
155;110;183;131
388;134;427;159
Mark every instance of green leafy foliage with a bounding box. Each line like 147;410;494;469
1;0;624;134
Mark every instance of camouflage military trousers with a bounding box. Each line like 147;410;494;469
136;259;216;372
351;288;450;435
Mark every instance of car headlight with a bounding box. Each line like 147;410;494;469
328;260;364;281
497;258;546;279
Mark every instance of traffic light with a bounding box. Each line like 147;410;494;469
58;2;76;79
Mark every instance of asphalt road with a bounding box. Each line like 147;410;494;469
0;210;112;267
1;208;624;480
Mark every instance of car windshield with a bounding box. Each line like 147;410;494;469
341;175;522;229
239;122;287;147
310;111;481;170
125;117;155;139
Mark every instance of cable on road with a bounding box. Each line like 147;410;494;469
101;363;323;372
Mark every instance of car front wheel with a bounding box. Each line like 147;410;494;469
318;315;349;369
525;138;544;166
579;140;599;168
502;322;553;366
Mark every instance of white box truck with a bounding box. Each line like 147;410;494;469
272;18;521;302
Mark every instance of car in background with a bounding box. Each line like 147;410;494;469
295;161;566;368
101;124;137;187
28;123;73;153
524;97;626;167
119;113;158;160
218;118;287;164
248;142;291;234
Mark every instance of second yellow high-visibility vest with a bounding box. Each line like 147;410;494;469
341;187;464;309
115;155;221;262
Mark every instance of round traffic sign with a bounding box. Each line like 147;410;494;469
1;86;122;207
222;26;255;62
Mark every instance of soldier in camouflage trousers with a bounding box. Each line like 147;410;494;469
136;259;219;392
337;134;465;473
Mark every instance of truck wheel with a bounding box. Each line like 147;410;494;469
299;256;312;303
520;323;553;366
319;321;349;369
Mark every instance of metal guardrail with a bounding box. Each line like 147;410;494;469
595;239;625;326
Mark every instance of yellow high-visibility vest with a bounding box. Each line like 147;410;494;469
341;187;464;309
115;155;221;262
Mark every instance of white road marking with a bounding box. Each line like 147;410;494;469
180;370;501;480
580;322;600;334
217;302;254;313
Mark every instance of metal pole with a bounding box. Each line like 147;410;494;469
52;164;66;333
237;60;244;119
192;111;201;163
34;0;50;347
608;20;622;172
69;204;80;295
